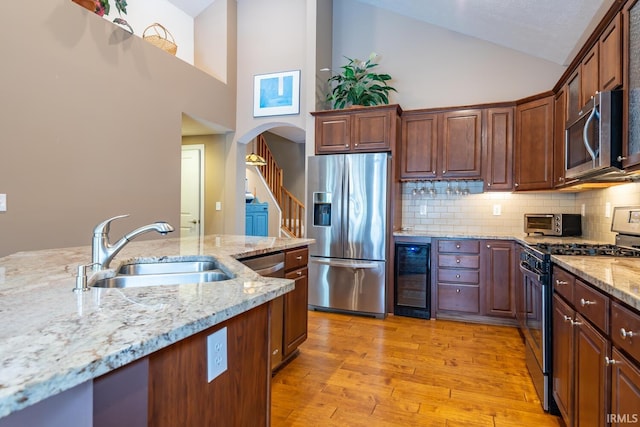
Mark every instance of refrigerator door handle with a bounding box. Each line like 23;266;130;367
310;257;379;269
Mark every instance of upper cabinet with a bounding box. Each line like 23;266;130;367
312;104;401;154
581;44;600;107
399;107;496;182
483;107;514;191
600;13;623;92
553;88;568;187
515;95;555;191
623;0;640;170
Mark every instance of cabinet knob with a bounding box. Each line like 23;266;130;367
354;143;359;147
559;177;565;182
618;156;627;162
456;289;461;293
563;315;573;322
580;298;595;307
605;356;618;366
556;280;568;286
296;271;302;276
486;245;491;248
515;183;519;187
456;244;461;249
456;274;461;278
456;259;461;264
296;256;302;260
432;170;436;174
620;328;635;339
345;144;349;148
487;183;491;187
571;319;583;327
442;170;446;174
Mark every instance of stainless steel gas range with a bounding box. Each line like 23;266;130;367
518;206;640;413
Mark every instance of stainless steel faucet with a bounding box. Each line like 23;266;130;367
91;214;174;270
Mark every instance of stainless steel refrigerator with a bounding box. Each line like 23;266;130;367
307;152;389;318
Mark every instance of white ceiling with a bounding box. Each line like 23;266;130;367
174;0;615;138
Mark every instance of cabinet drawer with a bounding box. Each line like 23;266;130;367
438;240;480;254
285;267;307;280
612;301;640;364
285;247;308;271
438;254;480;269
553;266;575;302
574;279;609;333
437;284;480;313
437;268;480;284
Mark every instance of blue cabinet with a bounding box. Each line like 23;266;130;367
246;202;269;236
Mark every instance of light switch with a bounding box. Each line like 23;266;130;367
493;204;501;216
215;201;222;211
0;194;6;212
419;205;427;216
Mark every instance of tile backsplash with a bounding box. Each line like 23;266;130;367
400;181;640;242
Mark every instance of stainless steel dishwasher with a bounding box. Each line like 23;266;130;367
239;251;285;368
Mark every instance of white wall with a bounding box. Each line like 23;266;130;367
331;0;567;109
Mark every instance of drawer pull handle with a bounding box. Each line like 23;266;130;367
556;280;568;286
273;349;279;355
456;274;461;278
456;289;461;293
563;315;573;323
456;244;461;249
580;298;595;307
295;256;303;260
620;328;635;339
605;356;618;366
571;319;583;327
296;271;302;276
456;259;461;263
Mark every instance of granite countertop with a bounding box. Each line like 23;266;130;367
0;235;313;419
393;229;640;310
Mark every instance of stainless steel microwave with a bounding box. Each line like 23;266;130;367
565;90;623;181
524;214;582;236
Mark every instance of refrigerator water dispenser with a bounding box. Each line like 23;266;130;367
313;192;332;227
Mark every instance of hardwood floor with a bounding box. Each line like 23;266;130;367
271;311;564;427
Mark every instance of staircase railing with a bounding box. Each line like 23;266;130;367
255;134;305;238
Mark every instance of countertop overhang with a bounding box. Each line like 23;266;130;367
0;235;314;419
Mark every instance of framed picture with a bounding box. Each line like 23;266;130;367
253;70;300;117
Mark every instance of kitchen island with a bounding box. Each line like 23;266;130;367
0;234;313;425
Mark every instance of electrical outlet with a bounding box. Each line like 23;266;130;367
419;205;427;216
493;204;501;216
605;202;611;218
215;201;221;211
0;194;6;212
207;327;227;382
581;204;586;217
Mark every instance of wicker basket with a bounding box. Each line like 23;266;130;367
143;23;178;56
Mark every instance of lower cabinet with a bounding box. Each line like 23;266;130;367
434;238;515;323
552;265;640;427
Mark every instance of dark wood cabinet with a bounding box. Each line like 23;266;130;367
440;109;483;179
400;112;438;179
435;239;481;315
610;348;640;426
581;44;600;109
622;0;640;170
148;304;270;427
483;107;514;191
312;104;401;154
574;313;610;427
553;294;575;425
282;246;309;359
515;95;554;190
600;13;623;92
566;70;582;123
482;240;515;318
553;88;569;187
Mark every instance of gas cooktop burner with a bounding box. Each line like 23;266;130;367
534;243;640;257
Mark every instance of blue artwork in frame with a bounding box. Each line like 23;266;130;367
253;70;300;117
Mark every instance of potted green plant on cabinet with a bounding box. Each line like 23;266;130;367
324;52;397;110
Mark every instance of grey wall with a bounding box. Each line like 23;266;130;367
330;0;567;109
0;2;236;257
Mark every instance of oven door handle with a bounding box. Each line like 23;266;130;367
519;261;544;283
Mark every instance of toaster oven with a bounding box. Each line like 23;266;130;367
524;214;582;236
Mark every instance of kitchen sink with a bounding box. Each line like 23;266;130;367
91;270;230;288
117;260;219;275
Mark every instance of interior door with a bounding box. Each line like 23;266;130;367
181;146;204;239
